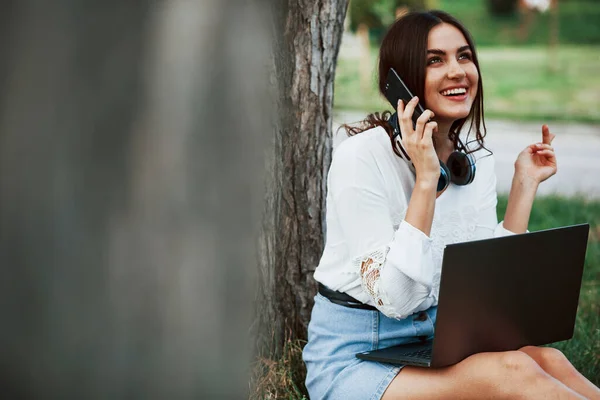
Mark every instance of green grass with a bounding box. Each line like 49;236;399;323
334;45;600;122
250;336;308;400
254;195;600;397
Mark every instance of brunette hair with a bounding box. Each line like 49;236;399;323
342;10;488;156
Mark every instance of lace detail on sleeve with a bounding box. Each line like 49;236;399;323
353;247;405;319
358;248;388;306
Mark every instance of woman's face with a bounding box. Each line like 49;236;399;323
423;23;479;125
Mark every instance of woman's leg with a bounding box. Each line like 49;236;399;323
518;346;600;400
382;350;587;399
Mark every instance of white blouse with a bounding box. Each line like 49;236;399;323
314;126;516;319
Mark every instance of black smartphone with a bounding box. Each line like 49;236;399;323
384;68;425;127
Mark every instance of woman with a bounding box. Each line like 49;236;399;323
302;10;599;400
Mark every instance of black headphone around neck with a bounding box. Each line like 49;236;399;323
389;112;476;192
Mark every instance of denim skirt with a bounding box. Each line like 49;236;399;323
302;293;437;400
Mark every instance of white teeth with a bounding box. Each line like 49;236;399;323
441;88;467;96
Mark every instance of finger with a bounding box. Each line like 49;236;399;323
403;96;419;116
415;109;435;139
397;99;404;115
542;124;555;145
533;143;554;152
398;96;419;140
533;148;555;155
533;149;556;160
423;121;438;142
402;96;419;125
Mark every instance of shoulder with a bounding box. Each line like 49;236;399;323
332;125;392;166
328;126;397;191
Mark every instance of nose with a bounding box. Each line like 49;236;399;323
447;59;466;80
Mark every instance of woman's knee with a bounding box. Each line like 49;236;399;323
460;350;539;378
498;350;540;374
491;351;551;397
520;346;571;371
498;351;551;388
449;351;549;398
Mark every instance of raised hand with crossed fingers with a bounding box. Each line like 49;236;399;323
514;124;557;185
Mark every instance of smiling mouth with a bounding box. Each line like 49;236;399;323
440;88;468;97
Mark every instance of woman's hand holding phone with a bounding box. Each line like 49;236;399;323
397;97;440;189
399;96;439;236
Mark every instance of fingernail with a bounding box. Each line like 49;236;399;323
398;99;403;107
412;96;419;102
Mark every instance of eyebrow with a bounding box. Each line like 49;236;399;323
427;45;471;55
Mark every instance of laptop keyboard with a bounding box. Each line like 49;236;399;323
402;348;432;360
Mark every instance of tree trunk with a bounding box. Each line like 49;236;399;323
487;0;519;16
548;0;559;73
256;0;349;355
358;23;372;95
424;0;439;9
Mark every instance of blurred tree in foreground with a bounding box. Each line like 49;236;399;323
0;0;353;397
0;0;269;397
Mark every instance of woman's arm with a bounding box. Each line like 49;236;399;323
503;174;538;234
400;97;441;237
330;149;438;319
503;124;557;233
328;99;442;318
405;179;437;236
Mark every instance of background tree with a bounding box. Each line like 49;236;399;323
548;0;560;72
487;0;520;16
349;0;426;37
255;0;349;359
347;0;427;93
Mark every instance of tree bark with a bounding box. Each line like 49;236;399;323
256;0;349;355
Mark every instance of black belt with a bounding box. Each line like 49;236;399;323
318;282;378;311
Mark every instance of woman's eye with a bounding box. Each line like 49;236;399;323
459;53;472;61
427;57;442;65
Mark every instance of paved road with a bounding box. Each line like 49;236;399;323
333;111;600;198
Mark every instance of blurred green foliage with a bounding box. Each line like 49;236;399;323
440;0;600;46
350;0;600;45
349;0;426;32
